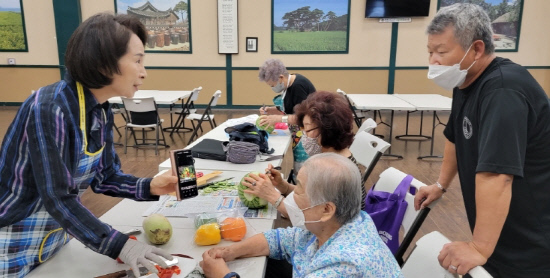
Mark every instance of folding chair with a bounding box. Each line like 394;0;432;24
350;121;391;185
121;97;167;155
373;167;435;266
111;105;127;138
357;118;377;134
186;90;222;145
169;86;202;136
337;89;368;128
402;231;493;278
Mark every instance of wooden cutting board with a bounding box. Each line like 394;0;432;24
169;171;222;196
197;171;223;186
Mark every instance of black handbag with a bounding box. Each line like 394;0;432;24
190;139;227;161
224;123;274;154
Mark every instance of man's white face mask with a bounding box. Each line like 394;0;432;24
428;44;476;90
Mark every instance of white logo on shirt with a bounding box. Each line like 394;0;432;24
463;117;473;139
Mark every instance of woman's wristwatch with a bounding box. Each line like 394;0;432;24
224;272;240;278
281;115;289;123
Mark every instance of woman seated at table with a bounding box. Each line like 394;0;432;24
243;91;365;216
200;153;402;278
257;59;316;173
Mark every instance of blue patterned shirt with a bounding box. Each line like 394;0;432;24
0;74;157;259
263;211;403;277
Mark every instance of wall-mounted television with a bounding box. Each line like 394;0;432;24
365;0;431;18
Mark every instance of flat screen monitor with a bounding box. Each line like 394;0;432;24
365;0;431;18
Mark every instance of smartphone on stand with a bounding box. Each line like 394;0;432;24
170;149;199;201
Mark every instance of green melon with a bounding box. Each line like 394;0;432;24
238;172;269;208
256;117;275;134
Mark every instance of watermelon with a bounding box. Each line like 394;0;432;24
255;117;275;134
238;172;269;208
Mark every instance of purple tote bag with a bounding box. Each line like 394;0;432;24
364;174;413;254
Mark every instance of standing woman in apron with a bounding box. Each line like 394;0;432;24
0;13;176;278
257;59;317;173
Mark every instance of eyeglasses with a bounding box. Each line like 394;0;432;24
303;126;319;136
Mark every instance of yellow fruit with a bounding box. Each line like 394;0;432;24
195;223;221;246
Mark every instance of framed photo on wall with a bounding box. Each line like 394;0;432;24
246;37;258;52
115;0;192;53
271;0;351;54
438;0;524;52
0;0;28;52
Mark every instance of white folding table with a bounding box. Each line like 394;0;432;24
346;94;416;159
159;120;291;173
27;171;277;278
393;94;452;159
108;90;193;106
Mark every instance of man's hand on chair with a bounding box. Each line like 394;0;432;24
414;184;444;210
438;241;488;275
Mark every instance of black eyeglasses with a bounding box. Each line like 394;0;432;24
303;126;319;135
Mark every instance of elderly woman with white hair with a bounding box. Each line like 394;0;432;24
257;59;316;171
199;153;403;278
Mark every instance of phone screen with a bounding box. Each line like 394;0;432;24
171;150;198;200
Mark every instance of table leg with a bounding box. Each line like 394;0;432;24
395;110;431;141
383;110;403;159
418;111;446;160
373;110;388;139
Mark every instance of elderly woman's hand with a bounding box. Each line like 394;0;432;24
259;106;280;115
259;115;279;128
242;173;281;205
265;164;292;195
207;246;238;262
199;250;232;278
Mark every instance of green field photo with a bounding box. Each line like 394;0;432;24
0;10;26;50
272;0;350;53
273;31;347;52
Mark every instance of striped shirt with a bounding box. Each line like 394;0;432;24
0;74;157;259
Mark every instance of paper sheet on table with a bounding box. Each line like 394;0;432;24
143;195;277;219
225;114;259;126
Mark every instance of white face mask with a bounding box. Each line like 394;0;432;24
300;132;322;157
283;191;323;230
428;44;476;90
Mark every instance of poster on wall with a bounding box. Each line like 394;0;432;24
271;0;350;54
439;0;524;52
115;0;192;53
217;0;238;54
0;0;28;52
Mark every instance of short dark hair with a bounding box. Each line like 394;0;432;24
65;13;147;89
295;91;354;151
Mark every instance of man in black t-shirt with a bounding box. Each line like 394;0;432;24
414;4;550;278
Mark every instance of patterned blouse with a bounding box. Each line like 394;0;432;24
263;211;403;277
349;154;367;210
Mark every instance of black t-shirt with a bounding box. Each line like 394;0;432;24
444;57;550;275
283;74;316;114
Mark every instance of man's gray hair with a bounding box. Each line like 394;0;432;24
302;153;362;225
258;59;289;82
427;3;495;54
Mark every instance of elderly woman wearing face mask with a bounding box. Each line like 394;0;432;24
257;59;316;173
244;91;365;217
199;153;403;278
